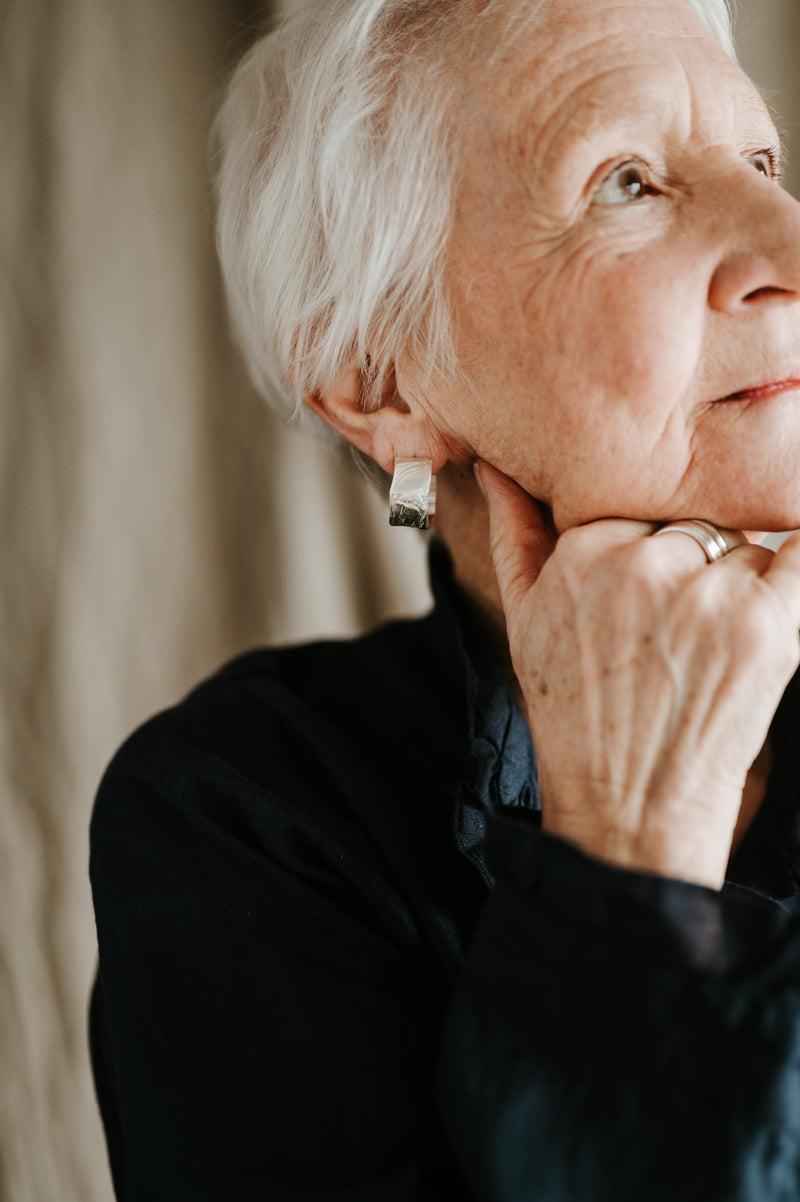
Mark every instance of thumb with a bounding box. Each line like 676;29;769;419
475;461;557;611
762;529;800;630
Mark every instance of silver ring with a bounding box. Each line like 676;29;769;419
652;519;736;563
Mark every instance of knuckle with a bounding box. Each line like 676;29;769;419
556;525;592;558
728;587;795;663
621;536;660;581
733;602;770;653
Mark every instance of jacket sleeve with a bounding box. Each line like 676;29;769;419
438;809;800;1202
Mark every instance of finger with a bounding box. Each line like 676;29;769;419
762;530;800;627
714;541;774;575
474;462;556;609
565;516;656;553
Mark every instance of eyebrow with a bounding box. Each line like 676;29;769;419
508;67;786;191
750;92;786;166
506;61;683;170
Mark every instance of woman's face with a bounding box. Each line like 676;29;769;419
417;0;800;532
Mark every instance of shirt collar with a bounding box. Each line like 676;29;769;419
429;540;540;885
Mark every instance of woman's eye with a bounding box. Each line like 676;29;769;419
592;160;655;206
750;154;774;179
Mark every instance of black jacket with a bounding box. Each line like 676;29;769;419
90;544;800;1200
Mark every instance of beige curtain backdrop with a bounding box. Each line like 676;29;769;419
1;1;798;1199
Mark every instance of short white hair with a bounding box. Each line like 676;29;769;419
213;0;735;465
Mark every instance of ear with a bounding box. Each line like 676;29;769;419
303;358;450;476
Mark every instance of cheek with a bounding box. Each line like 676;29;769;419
514;258;709;524
529;240;706;409
445;231;713;520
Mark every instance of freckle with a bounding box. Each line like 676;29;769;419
539;681;549;696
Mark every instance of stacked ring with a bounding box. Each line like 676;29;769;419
652;519;739;563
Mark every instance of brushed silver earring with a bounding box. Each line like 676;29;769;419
389;458;437;530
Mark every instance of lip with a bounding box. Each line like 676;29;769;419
719;369;800;405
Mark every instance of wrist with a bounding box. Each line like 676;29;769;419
540;809;732;891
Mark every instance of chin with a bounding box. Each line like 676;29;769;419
553;478;800;536
715;499;800;535
671;479;800;537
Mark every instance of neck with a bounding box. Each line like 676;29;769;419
435;463;503;613
434;462;517;679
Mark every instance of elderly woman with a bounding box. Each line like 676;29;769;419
89;0;800;1198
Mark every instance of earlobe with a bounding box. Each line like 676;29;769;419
302;357;449;477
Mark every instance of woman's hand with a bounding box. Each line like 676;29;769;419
476;463;800;890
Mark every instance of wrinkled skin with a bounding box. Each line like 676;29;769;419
308;0;800;887
411;0;800;535
478;462;800;888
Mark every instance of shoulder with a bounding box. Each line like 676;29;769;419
89;607;484;975
90;607;471;875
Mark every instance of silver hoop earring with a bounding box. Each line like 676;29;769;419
389;458;437;530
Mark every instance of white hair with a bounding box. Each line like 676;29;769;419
213;0;735;469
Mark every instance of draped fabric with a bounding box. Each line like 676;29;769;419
0;1;797;1199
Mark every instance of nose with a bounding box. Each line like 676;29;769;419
707;170;800;313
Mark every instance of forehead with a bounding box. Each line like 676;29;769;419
469;0;774;160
